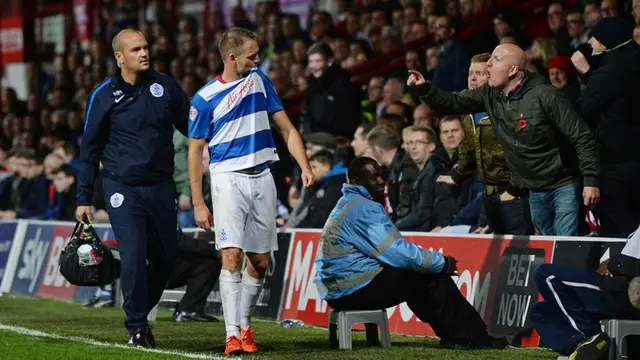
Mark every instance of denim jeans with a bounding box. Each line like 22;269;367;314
529;182;580;236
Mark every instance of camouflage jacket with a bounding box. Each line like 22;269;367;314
451;113;520;196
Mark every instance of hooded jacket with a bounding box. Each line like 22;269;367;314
419;72;599;191
577;40;640;164
301;64;362;138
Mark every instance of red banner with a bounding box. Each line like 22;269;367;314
37;226;77;300
280;231;555;346
72;0;92;45
0;16;24;65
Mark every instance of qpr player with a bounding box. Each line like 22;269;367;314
187;27;315;355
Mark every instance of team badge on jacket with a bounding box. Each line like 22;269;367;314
150;83;164;97
110;193;124;208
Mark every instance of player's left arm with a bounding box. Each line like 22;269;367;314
272;111;313;185
260;69;315;188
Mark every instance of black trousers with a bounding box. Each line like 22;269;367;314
327;267;490;343
103;177;178;335
166;255;221;314
483;193;534;235
598;163;640;238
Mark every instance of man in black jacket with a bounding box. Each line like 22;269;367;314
75;29;190;347
408;43;600;236
295;150;346;229
301;42;362;138
530;224;640;359
571;17;640;238
395;125;438;231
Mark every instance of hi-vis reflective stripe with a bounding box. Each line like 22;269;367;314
316;266;383;294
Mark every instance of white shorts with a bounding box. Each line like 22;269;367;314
209;168;278;254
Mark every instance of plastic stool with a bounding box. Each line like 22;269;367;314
328;309;391;350
601;319;640;360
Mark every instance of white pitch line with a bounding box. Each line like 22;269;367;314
0;323;226;360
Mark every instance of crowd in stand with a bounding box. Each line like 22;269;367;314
0;0;639;238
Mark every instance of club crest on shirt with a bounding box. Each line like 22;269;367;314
110;193;124;208
189;106;198;121
219;229;227;241
150;83;164;98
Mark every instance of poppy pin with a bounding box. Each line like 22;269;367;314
518;114;527;130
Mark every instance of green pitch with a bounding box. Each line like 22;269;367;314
0;296;557;359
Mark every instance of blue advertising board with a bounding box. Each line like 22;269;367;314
10;223;55;296
0;222;17;282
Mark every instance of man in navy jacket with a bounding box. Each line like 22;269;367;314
75;29;189;348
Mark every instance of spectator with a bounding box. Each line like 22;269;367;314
294;150;346;229
634;0;640;24
412;103;438;128
600;0;618;18
410;43;600;236
174;129;193;228
438;53;533;235
366;125;416;220
350;122;376;157
47;164;76;221
288;131;337;215
10;149;49;219
567;8;589;49
547;55;580;106
547;2;573;54
301;42;362;138
381;78;406;115
362;76;385;121
425;46;439;80
584;1;603;29
636;25;640;44
395;125;438;231
427;116;469;232
431;15;470;92
401;126;413;152
573;16;640;238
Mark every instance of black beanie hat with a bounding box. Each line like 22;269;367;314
589;17;634;49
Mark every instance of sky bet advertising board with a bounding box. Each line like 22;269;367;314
10;222;115;301
0;222;17;282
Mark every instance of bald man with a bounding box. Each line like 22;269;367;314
408;44;600;237
76;29;190;347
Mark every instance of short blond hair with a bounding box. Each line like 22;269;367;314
366;125;401;150
471;52;491;63
218;27;257;59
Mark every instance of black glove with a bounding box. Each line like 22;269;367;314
442;256;458;275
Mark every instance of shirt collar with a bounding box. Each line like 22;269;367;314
501;74;524;98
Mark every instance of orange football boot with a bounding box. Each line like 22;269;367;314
224;336;243;356
240;327;258;353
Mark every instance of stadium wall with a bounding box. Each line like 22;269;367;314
0;220;627;347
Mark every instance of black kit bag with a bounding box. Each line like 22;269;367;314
58;221;120;286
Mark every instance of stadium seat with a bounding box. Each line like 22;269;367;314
328;309;391;350
601;319;640;360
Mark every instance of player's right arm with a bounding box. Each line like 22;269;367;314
188;95;213;230
76;83;110;222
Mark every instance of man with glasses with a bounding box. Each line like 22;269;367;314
395;125;438;231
